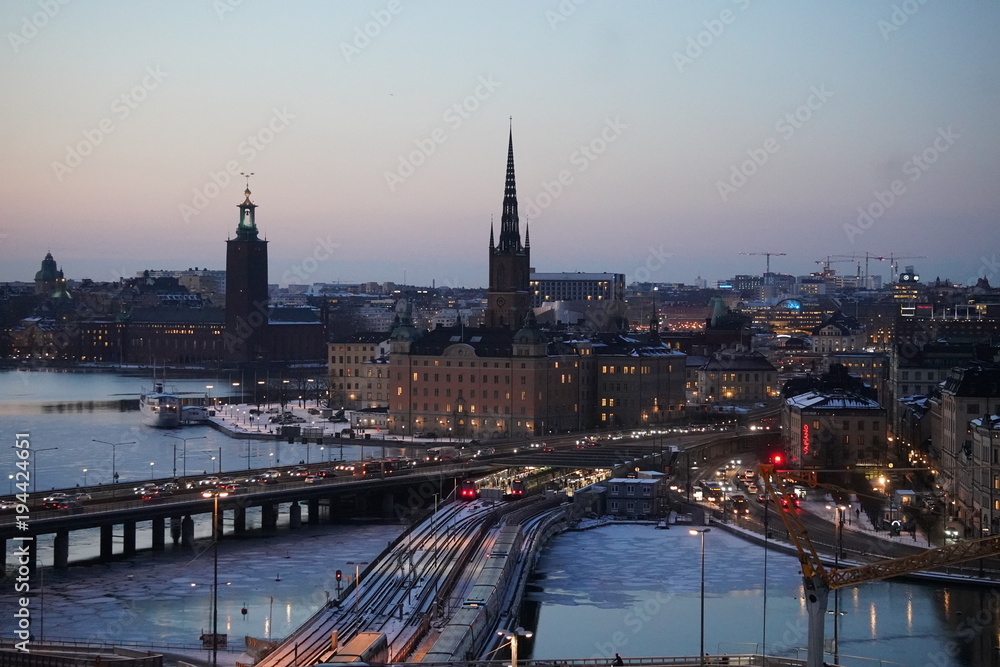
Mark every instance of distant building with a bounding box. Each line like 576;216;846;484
810;310;865;354
784;389;886;469
696;351;778;405
328;333;391;410
485;130;531;330
530;272;625;307
604;477;667;519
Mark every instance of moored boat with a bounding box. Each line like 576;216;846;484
140;381;180;428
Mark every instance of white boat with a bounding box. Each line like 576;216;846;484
140;381;181;428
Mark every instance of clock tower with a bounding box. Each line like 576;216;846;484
486;127;531;329
225;182;269;362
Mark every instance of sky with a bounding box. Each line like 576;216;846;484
1;0;998;289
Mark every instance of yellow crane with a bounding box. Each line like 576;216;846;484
757;463;1000;667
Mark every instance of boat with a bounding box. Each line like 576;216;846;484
140;381;181;428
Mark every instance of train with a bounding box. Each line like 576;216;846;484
422;525;524;662
509;479;526;497
458;478;480;500
319;632;388;664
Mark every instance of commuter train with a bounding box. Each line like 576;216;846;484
422;525;525;662
353;460;407;478
319;632;388;664
458;478;480;500
509;479;526;497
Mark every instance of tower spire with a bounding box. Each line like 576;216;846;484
498;124;521;253
489;215;495;249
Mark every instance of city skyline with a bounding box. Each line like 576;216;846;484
1;1;998;288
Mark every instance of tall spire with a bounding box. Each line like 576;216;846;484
489;216;495;249
524;219;530;249
498;125;522;253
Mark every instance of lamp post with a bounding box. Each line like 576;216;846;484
690;527;711;666
165;434;206;479
82;468;88;486
826;504;848;664
202;489;229;667
496;627;533;667
93;440;134;495
346;560;369;615
206;385;214;406
149;462;155;480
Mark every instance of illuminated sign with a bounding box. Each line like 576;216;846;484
802;423;810;456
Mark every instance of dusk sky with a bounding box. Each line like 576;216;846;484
1;1;998;289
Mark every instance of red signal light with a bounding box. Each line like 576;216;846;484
772;454;783;465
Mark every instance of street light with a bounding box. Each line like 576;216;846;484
82;468;88;486
345;560;369;615
496;627;533;667
202;489;230;667
164;434;206;479
149;462;155;480
93;440;135;495
689;527;711;666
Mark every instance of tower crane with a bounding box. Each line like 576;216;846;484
757;463;1000;667
873;254;928;283
740;251;786;285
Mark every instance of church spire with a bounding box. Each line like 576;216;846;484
489;216;495;249
498;125;522;253
524;219;530;249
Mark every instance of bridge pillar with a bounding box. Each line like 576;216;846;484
100;523;114;561
382;491;397;519
53;529;69;569
261;502;277;531
289;501;302;529
0;538;5;571
181;515;195;549
170;516;182;543
152;517;166;551
307;498;320;525
123;520;137;556
233;506;247;534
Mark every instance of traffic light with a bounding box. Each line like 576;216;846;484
772;453;784;465
335;570;342;582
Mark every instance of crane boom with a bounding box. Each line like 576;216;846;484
756;463;1000;667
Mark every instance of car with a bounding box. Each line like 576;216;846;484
289;467;309;477
72;492;92;502
141;489;172;501
198;476;220;486
303;474;320;483
43;492;70;503
307;408;320;415
266;407;281;414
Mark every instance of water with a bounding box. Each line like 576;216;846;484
526;525;1000;667
0;370;410;492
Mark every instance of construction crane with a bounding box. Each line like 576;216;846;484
757;463;1000;667
873;254;928;283
740;251;786;285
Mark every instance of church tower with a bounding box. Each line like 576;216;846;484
225;182;269;362
486;127;532;329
